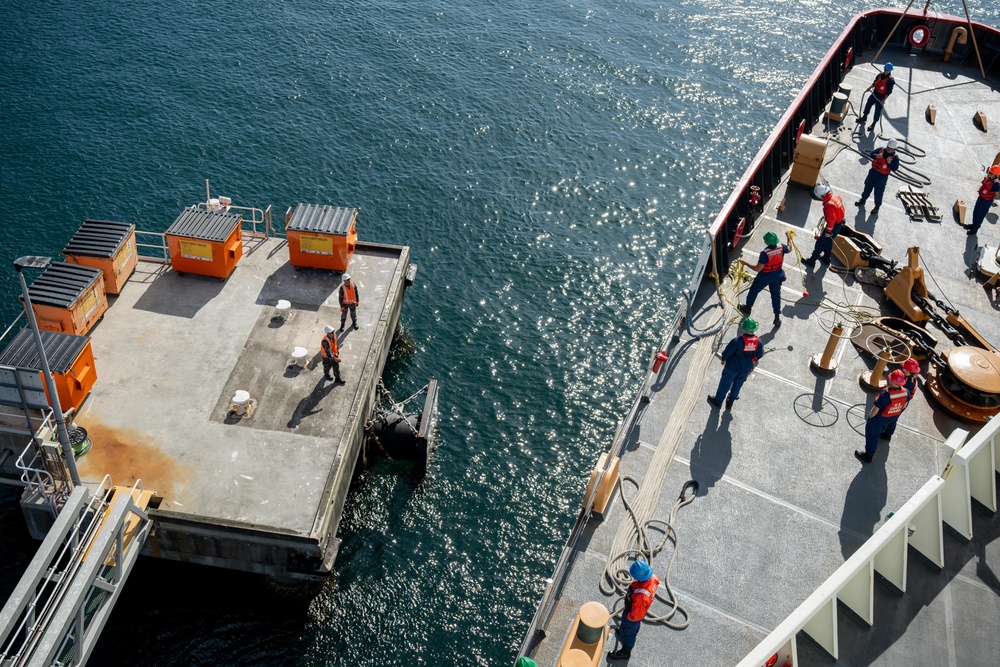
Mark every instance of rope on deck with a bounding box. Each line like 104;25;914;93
601;280;729;628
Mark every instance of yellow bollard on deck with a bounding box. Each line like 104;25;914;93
557;601;610;667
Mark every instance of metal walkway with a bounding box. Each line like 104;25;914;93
0;478;153;667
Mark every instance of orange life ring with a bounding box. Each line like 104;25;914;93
909;24;931;48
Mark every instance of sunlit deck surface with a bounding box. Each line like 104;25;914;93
72;235;409;574
530;48;1000;666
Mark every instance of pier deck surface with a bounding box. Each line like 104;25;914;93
529;48;1000;666
71;236;407;553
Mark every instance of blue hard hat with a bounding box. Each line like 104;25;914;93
884;62;894;71
629;560;653;582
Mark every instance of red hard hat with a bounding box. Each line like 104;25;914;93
990;165;1000;176
888;369;906;385
902;358;920;374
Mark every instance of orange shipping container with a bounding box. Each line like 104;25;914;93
165;207;244;280
285;204;357;272
23;263;108;336
0;329;97;414
62;219;138;295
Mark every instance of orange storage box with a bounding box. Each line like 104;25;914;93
23;263;108;336
62;219;137;295
165;207;244;280
285;204;357;272
0;329;97;414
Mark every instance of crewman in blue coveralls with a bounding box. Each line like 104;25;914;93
858;62;895;132
739;229;792;328
708;318;763;411
855;369;909;464
855;138;899;215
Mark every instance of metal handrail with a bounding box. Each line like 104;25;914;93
736;415;1000;666
134;230;170;262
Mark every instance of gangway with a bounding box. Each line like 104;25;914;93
0;477;155;667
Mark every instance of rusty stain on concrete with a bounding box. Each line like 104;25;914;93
76;417;190;503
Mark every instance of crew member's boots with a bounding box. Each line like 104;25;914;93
608;647;632;660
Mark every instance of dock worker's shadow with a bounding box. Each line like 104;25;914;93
287;379;337;429
688;411;734;497
852;205;875;236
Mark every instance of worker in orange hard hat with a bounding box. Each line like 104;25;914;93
339;273;359;331
967;164;1000;236
856;369;909;464
320;325;343;383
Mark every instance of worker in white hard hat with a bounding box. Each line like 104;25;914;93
804;183;845;267
855;138;899;215
320;325;343;383
339;273;359;331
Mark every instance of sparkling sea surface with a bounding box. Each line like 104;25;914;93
2;1;998;665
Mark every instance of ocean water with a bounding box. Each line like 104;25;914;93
2;1;998;665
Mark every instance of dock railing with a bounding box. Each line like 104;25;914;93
735;416;999;667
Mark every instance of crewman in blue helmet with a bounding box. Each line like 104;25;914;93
859;62;895;132
708;318;763;411
608;559;660;661
739;229;792;328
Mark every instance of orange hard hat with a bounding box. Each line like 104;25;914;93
990;165;1000;176
888;369;906;385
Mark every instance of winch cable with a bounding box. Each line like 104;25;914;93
600;478;699;629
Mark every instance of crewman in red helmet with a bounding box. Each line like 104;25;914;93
856;369;909;464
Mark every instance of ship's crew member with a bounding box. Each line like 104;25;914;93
708;318;762;411
739;230;792;327
968;165;1000;236
859;63;895;131
804;183;845;267
514;658;538;667
339;273;360;330
855;139;899;215
608;560;660;661
320;325;343;383
855;369;909;464
900;358;920;400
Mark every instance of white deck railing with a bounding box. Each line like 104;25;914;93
736;416;999;667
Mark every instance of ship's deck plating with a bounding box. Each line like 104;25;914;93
74;236;407;537
530;49;1000;666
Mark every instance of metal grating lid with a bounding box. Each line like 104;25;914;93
0;328;90;374
165;207;242;242
24;263;103;309
62;219;135;259
286;204;357;235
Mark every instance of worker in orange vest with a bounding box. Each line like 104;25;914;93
856;369;909;463
803;183;845;267
608;560;660;661
339;273;360;331
320;325;343;383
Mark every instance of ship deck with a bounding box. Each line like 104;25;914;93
528;47;1000;666
66;236;409;577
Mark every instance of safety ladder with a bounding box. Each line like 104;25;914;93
0;477;155;667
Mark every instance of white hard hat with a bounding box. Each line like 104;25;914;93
342;273;351;281
324;325;334;334
813;182;831;199
887;139;898;149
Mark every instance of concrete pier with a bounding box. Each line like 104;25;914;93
24;236;412;580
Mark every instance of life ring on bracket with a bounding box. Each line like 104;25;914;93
908;24;931;48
